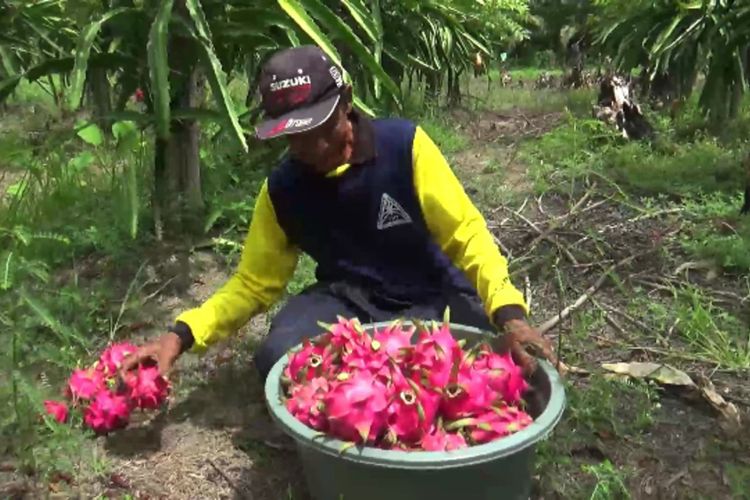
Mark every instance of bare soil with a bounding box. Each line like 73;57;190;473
4;103;749;500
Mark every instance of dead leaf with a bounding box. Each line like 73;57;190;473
558;361;589;376
0;461;16;472
601;362;695;387
109;472;130;489
0;481;29;499
694;374;741;433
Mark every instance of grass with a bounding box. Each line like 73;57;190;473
419;115;469;154
521;107;750;274
0;77;276;482
583;460;632;500
3;65;749;497
535;375;658;498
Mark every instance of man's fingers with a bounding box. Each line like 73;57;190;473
511;343;537;377
120;346;156;375
540;338;558;366
119;351;142;373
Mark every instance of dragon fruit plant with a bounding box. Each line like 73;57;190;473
282;311;534;452
43;342;170;435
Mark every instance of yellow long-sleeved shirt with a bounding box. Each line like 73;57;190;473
176;126;527;352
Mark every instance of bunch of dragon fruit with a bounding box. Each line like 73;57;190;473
281;312;534;452
43;342;170;435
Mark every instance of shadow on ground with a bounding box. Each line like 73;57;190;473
101;342;308;499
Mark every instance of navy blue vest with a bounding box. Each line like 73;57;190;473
267;118;474;301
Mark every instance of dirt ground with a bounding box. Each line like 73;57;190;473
4;100;749;499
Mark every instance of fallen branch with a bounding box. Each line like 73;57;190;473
208;459;244;497
492;234;511;257
538;254;639;334
524;275;532;311
591;298;632;340
501;205;580;265
521;184;597;257
598;302;653;334
634;277;745;308
142;275;177;304
574;207;684;245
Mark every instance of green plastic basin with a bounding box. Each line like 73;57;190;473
265;322;566;500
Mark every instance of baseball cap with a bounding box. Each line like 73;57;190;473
255;45;346;140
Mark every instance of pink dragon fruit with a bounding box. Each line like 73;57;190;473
125;365;170;410
44;400;69;423
421;427;468;451
473;346;528;404
341;336;390;380
284;339;336;383
286;377;330;431
440;362;501;420
97;342;138;377
83;391;131;434
384;367;441;444
283;313;534;451
322;316;368;353
324;371;389;444
448;406;533;444
410;320;463;388
68;368;105;400
372;321;414;363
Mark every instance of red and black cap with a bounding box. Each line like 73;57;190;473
256;45;345;140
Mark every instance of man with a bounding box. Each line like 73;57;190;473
123;45;555;381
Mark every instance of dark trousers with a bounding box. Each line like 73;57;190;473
253;282;494;381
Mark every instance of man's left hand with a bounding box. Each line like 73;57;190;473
493;319;557;376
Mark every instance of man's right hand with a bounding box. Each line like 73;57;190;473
120;332;183;378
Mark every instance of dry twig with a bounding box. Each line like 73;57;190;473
538;253;641;334
207;460;244;497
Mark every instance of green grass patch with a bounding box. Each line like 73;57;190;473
418;115;469;154
521;109;750;273
536;375;658;498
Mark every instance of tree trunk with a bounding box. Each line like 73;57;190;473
154;66;205;239
732;45;750;119
89;68;112;134
426;73;440;103
151;0;208;240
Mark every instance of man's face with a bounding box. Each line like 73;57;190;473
286;101;354;174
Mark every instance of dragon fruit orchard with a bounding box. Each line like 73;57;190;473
44;342;170;435
281;313;534;451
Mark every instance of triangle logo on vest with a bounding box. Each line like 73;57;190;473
377;193;412;230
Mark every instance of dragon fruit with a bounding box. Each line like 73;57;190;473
283;314;534;451
421;427;468;451
44;400;69;423
83;392;131;434
284;339;336;383
325;371;389;443
322;316;368;353
341;337;390;380
67;368;105;400
125;365;170;410
97;341;138;377
373;322;414;363
384;367;441;444
473;346;528;404
285;377;329;431
440;363;500;420
50;341;174;436
411;320;463;388
448;406;533;444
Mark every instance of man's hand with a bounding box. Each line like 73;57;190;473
120;332;183;378
494;319;557;376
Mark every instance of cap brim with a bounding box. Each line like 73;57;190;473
256;94;341;140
